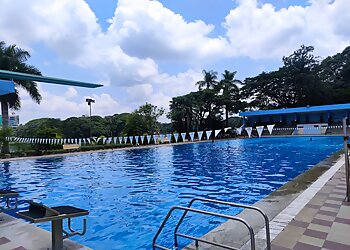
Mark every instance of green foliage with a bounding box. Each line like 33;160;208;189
0;127;12;149
169;70;244;131
123;103;165;135
242;45;350;110
0;41;42;153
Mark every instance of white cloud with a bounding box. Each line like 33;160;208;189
108;0;230;63
64;87;78;98
224;0;350;59
3;0;350;124
16;85;126;123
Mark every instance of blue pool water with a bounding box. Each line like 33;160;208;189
0;137;343;249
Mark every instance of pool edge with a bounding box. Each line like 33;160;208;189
183;150;343;249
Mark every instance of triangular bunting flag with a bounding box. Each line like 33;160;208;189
245;127;253;138
152;135;158;144
167;134;172;143
189;132;195;142
205;131;212;140
181;133;186;141
159;134;165;143
267;124;275;135
146;135;151;144
173;133;179;143
197;131;203;141
256;126;264;137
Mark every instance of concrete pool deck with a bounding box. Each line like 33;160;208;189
0;213;90;250
185;152;346;250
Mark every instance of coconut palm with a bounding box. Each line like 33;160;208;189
196;70;218;90
219;70;242;126
0;41;42;153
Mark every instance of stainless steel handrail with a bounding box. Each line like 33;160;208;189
173;198;271;250
152;206;255;250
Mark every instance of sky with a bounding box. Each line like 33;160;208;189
1;0;350;124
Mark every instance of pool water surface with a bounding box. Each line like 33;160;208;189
0;136;343;249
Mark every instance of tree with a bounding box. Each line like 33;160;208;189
105;113;129;136
196;70;218;90
15;118;62;138
123;103;165;135
318;46;350;104
0;41;42;153
218;70;242;126
242;45;324;109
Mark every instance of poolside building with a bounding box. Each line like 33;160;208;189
240;103;350;126
239;103;350;135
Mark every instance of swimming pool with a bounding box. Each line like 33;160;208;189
0;136;343;249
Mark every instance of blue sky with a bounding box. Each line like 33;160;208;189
0;0;349;123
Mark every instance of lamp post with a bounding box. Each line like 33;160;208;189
86;98;95;138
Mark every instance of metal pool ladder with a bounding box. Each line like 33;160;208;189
153;198;271;250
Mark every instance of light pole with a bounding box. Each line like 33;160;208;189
86;98;95;138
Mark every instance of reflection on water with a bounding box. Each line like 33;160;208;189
0;137;342;250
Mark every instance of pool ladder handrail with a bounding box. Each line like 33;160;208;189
153;198;271;250
153;205;255;250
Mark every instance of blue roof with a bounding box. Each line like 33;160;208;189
0;80;15;95
240;103;350;117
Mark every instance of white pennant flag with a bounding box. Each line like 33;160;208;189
146;135;151;144
152;135;158;144
159;134;165;143
197;131;203;141
107;137;112;144
103;138;107;144
87;138;91;144
236;127;242;135
118;137;123;144
245;127;253;138
167;134;172;143
173;133;179;143
123;136;128;144
75;138;78;144
135;136;139;144
181;133;186;141
214;129;221;137
256;126;264;137
189;132;195;142
206;131;212;140
140;135;144;144
267;124;275;135
129;136;133;145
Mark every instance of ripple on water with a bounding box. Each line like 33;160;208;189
0;136;343;250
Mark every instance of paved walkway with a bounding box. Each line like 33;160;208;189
0;213;89;250
272;166;350;249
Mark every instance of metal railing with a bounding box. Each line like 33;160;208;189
173;198;271;250
153;205;255;250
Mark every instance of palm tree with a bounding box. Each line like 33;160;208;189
196;70;218;90
0;41;42;153
219;70;242;127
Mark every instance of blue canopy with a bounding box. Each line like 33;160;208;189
0;80;15;96
240;103;350;117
